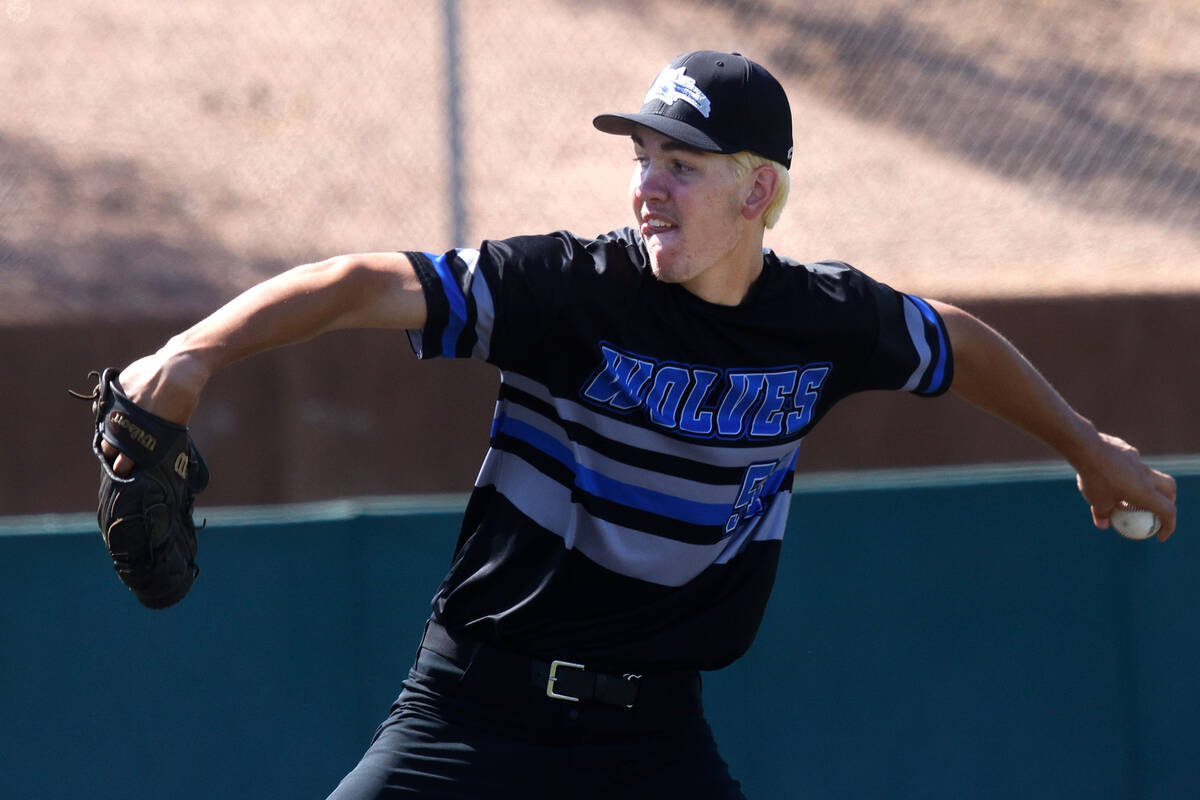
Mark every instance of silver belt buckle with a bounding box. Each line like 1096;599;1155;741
546;659;585;702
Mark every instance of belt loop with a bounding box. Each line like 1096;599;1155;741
457;639;485;685
412;618;433;672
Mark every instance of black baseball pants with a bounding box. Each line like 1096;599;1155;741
325;622;748;799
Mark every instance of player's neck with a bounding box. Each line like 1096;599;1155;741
680;235;766;306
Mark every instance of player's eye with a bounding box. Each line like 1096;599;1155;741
672;159;695;175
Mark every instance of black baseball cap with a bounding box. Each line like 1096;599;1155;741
593;50;793;169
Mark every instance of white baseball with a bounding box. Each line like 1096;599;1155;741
1110;508;1161;540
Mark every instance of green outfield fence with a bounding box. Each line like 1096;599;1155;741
2;460;1196;800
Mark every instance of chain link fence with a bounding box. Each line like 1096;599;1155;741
2;0;1198;323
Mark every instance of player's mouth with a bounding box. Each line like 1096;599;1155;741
640;214;678;240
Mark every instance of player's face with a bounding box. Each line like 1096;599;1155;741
629;128;753;302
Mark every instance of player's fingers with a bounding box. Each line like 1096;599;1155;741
100;440;135;477
1139;470;1177;541
1153;469;1177;502
1078;474;1114;528
1154;496;1177;542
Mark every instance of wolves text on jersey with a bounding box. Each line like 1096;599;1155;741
581;343;830;440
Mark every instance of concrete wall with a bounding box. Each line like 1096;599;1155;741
2;470;1196;799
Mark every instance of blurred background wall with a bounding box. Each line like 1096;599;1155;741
3;0;1198;514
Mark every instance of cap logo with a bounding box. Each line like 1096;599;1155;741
644;66;712;118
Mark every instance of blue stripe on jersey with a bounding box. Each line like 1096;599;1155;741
577;463;730;527
428;252;469;358
906;295;949;394
476;446;790;586
763;448;799;496
494;414;732;526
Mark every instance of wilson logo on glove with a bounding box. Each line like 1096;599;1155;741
71;368;209;609
109;411;158;452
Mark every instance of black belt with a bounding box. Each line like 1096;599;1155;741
531;658;640;708
420;620;693;711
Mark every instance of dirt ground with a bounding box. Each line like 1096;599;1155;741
2;0;1198;324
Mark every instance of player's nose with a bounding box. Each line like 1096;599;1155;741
634;163;670;204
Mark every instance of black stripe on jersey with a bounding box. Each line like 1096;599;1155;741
489;431;734;546
578;490;731;546
443;251;481;359
492;431;576;489
498;382;747;486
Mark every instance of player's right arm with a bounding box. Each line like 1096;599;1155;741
929;299;1177;540
105;253;425;473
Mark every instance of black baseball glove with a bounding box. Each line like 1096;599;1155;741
72;368;209;609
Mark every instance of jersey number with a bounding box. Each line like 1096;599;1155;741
726;461;778;533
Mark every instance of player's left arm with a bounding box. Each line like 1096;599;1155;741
928;299;1178;540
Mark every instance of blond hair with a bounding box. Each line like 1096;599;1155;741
728;151;790;229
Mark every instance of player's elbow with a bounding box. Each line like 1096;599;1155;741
926;300;979;354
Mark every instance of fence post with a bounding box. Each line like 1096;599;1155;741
444;0;467;247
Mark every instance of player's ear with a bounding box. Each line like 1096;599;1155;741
741;165;779;221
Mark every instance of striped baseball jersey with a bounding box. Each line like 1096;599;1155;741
405;227;952;671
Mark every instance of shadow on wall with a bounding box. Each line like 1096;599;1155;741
675;0;1200;230
0;130;287;323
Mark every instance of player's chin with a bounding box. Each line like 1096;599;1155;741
647;251;691;284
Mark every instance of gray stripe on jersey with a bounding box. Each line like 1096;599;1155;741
454;249;494;361
500;370;804;469
900;296;933;392
713;489;790;565
500;399;742;504
476;447;788;586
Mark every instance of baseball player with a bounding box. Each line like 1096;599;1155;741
103;51;1177;799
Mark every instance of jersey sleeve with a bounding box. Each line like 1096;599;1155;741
403;232;584;366
861;275;954;396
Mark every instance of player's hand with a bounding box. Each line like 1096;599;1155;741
1074;432;1177;541
100;349;209;477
